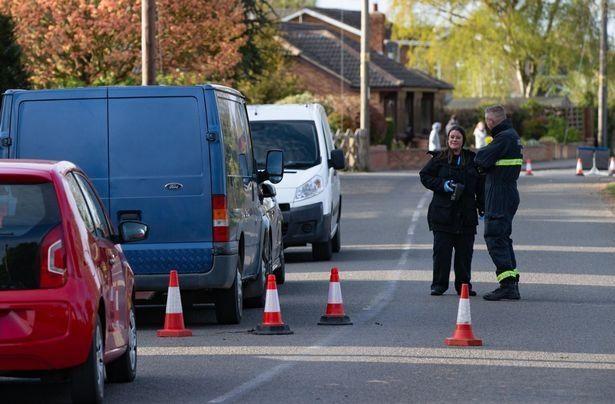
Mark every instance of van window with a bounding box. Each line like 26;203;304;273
320;110;335;157
0;182;61;290
249;121;320;169
218;97;253;180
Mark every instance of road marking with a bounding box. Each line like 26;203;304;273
206;189;431;403
285;270;615;287
140;346;615;371
339;243;615;254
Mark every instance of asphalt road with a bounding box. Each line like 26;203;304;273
3;170;615;403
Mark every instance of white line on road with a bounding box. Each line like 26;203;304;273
339;243;615;254
140;346;615;371
285;270;615;287
206;190;431;403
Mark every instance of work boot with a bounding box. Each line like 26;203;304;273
430;287;446;296
483;282;520;301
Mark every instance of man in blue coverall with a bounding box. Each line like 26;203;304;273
475;105;522;301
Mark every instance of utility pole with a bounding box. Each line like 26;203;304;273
598;0;607;147
360;0;370;169
141;0;157;85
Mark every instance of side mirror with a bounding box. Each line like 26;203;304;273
329;149;346;170
119;221;149;243
264;149;284;184
259;183;276;199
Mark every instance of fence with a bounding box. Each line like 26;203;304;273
333;129;369;171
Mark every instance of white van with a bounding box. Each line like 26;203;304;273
247;104;345;260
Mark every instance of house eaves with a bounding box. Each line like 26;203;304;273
281;8;362;37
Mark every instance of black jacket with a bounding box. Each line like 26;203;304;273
420;149;485;234
474;119;523;216
474;119;523;185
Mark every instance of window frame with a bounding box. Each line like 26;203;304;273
70;172;113;240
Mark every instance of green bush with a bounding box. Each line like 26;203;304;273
545;116;580;144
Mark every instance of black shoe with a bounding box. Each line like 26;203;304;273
483;283;520;301
430;287;446;296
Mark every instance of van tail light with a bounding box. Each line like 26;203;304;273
40;225;67;289
212;195;229;242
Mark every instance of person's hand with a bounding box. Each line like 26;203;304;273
443;180;455;193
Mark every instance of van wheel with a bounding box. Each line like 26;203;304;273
106;304;137;383
71;315;104;404
275;251;285;285
244;241;270;308
215;266;243;324
312;239;333;261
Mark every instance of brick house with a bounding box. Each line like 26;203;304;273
279;6;453;142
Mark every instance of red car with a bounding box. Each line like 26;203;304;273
0;160;148;403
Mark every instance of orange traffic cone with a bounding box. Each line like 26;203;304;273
575;158;584;176
608;157;615;176
445;284;482;347
254;275;293;335
157;270;192;337
525;159;534;176
318;268;352;325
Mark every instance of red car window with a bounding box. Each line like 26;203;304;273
0;182;61;290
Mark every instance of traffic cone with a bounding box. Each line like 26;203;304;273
608;157;615;176
254;275;293;335
445;284;482;347
575;158;584;176
318;268;352;325
525;159;534;176
157;270;192;337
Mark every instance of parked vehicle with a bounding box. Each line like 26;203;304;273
260;183;285;285
248;104;345;261
0;160;148;403
0;85;284;324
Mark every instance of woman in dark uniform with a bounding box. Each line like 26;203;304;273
419;126;484;296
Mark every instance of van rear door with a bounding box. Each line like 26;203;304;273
107;87;213;276
9;89;109;201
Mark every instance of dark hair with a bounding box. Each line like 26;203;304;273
438;126;467;166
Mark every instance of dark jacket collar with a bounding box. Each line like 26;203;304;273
491;118;513;137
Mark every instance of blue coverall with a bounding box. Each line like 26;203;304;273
474;119;523;284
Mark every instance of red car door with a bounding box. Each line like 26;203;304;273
65;172;127;353
72;173;128;351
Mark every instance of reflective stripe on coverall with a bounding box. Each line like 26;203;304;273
474;119;523;283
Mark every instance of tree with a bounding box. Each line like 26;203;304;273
0;13;28;97
234;0;298;103
391;0;603;98
0;0;246;88
156;0;246;84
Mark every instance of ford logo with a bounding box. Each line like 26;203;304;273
164;183;183;191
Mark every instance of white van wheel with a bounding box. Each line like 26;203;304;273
312;238;333;261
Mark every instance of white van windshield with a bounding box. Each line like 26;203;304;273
249;120;320;169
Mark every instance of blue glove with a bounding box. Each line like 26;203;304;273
443;180;455;193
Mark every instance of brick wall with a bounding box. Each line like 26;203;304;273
290;58;356;96
368;143;577;171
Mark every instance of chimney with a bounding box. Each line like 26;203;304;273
369;3;386;54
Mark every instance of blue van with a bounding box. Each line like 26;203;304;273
0;85;283;324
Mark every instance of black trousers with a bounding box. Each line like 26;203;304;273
484;184;520;284
432;231;475;292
